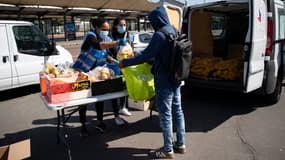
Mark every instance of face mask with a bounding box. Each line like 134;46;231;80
99;30;109;39
117;26;126;34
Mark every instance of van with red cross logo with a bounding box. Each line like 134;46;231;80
162;0;285;104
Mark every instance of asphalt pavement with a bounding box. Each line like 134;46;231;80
0;83;285;160
0;40;285;160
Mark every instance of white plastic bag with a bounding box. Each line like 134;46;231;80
117;43;134;61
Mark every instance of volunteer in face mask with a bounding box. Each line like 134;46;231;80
109;17;133;119
72;17;127;136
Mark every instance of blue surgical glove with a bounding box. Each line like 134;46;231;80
134;51;142;56
113;59;119;65
117;38;127;46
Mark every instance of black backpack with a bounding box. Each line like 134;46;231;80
159;27;192;83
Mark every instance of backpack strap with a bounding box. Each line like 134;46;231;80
158;27;176;41
157;27;177;74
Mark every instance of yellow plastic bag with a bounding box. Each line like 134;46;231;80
121;63;155;101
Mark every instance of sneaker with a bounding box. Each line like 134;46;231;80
149;147;174;159
95;122;106;133
114;117;125;126
173;142;187;154
80;125;88;137
119;108;132;116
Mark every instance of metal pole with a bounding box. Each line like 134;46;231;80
38;15;42;32
83;19;86;35
137;16;140;32
144;16;147;31
64;13;67;41
51;20;54;41
72;15;76;40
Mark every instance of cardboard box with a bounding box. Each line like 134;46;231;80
128;99;150;111
0;139;30;160
91;76;125;96
45;75;91;104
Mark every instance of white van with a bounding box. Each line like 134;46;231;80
0;20;73;91
163;0;285;104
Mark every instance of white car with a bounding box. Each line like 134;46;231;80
130;31;153;53
0;20;73;91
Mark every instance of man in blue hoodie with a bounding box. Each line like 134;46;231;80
119;6;186;159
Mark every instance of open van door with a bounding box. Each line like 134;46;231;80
273;0;285;79
161;0;184;32
244;0;267;92
282;1;285;78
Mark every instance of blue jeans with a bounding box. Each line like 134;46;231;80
156;84;186;152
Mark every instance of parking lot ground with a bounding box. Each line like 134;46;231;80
1;85;285;160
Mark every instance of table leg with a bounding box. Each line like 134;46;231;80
61;109;72;160
61;109;68;138
57;110;60;144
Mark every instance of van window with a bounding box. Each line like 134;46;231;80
13;25;50;55
211;16;225;37
278;8;285;39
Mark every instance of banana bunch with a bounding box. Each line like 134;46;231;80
190;57;243;80
191;57;222;79
44;63;60;77
212;58;243;80
76;72;89;81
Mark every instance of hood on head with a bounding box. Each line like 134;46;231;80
148;6;170;31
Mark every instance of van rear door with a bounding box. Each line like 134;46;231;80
244;0;267;92
281;4;285;79
161;0;184;32
273;0;285;79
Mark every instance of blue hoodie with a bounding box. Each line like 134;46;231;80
122;6;177;88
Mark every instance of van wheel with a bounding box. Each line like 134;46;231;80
266;75;283;104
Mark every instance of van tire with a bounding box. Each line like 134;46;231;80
265;74;283;104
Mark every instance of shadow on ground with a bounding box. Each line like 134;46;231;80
0;84;41;101
0;85;277;159
0;118;157;160
181;86;277;132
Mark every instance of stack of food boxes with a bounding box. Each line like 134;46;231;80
40;63;125;104
40;64;91;104
44;75;91;104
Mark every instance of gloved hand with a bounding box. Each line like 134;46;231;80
113;59;119;65
107;55;119;65
117;38;127;46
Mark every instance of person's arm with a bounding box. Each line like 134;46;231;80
83;35;124;50
108;47;116;58
107;55;119;64
119;32;164;67
88;36;117;49
99;41;117;50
